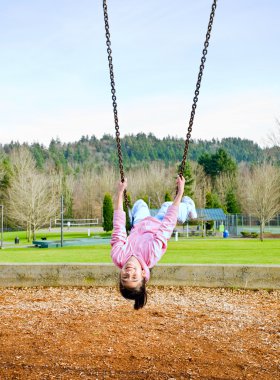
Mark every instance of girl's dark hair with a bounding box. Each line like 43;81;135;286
119;278;147;310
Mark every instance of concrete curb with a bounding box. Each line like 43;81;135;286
0;264;279;289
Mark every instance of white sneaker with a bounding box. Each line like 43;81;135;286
182;196;197;219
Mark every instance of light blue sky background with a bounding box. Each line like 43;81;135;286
0;0;279;147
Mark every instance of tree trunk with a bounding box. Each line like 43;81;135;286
32;225;36;241
27;227;31;242
259;219;265;242
25;221;29;242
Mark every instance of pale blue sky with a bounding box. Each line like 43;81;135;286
0;0;279;146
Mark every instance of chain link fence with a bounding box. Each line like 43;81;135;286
226;214;280;236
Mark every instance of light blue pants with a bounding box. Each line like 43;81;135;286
131;198;196;226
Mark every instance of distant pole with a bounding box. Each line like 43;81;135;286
0;205;3;249
60;195;64;247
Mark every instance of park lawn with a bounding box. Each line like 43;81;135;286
0;245;111;263
2;230;111;245
0;239;279;264
161;239;280;264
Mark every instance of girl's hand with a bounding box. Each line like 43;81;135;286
172;175;186;207
117;178;127;194
176;176;185;195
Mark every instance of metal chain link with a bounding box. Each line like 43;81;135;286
179;0;217;177
103;0;129;209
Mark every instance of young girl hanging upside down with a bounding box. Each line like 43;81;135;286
111;176;197;310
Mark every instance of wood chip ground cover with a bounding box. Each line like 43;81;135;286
0;287;279;380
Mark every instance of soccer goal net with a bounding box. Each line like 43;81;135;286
54;218;99;227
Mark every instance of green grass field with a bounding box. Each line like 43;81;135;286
2;230;111;244
0;239;279;264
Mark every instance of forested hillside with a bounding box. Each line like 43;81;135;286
0;134;267;172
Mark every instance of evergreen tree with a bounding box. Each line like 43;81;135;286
205;192;222;209
0;157;12;193
164;191;172;201
198;148;237;180
30;143;47;169
102;193;113;232
178;161;194;196
225;190;240;214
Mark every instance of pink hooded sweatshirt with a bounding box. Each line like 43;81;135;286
110;205;179;282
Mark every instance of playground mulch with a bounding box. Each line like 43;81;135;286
0;287;279;380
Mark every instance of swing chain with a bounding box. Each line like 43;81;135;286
179;0;217;177
103;0;217;201
103;0;129;209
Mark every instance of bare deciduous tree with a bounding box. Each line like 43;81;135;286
267;119;280;147
0;163;4;183
265;119;280;163
73;167;118;220
238;163;280;240
73;170;99;219
6;147;59;240
191;162;211;208
71;162;203;219
128;162;174;208
215;172;236;206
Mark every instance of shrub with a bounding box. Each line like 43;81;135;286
240;231;259;238
164;191;172;202
251;232;259;238
240;231;250;237
102;193;113;232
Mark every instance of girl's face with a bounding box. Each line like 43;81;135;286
120;256;145;289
